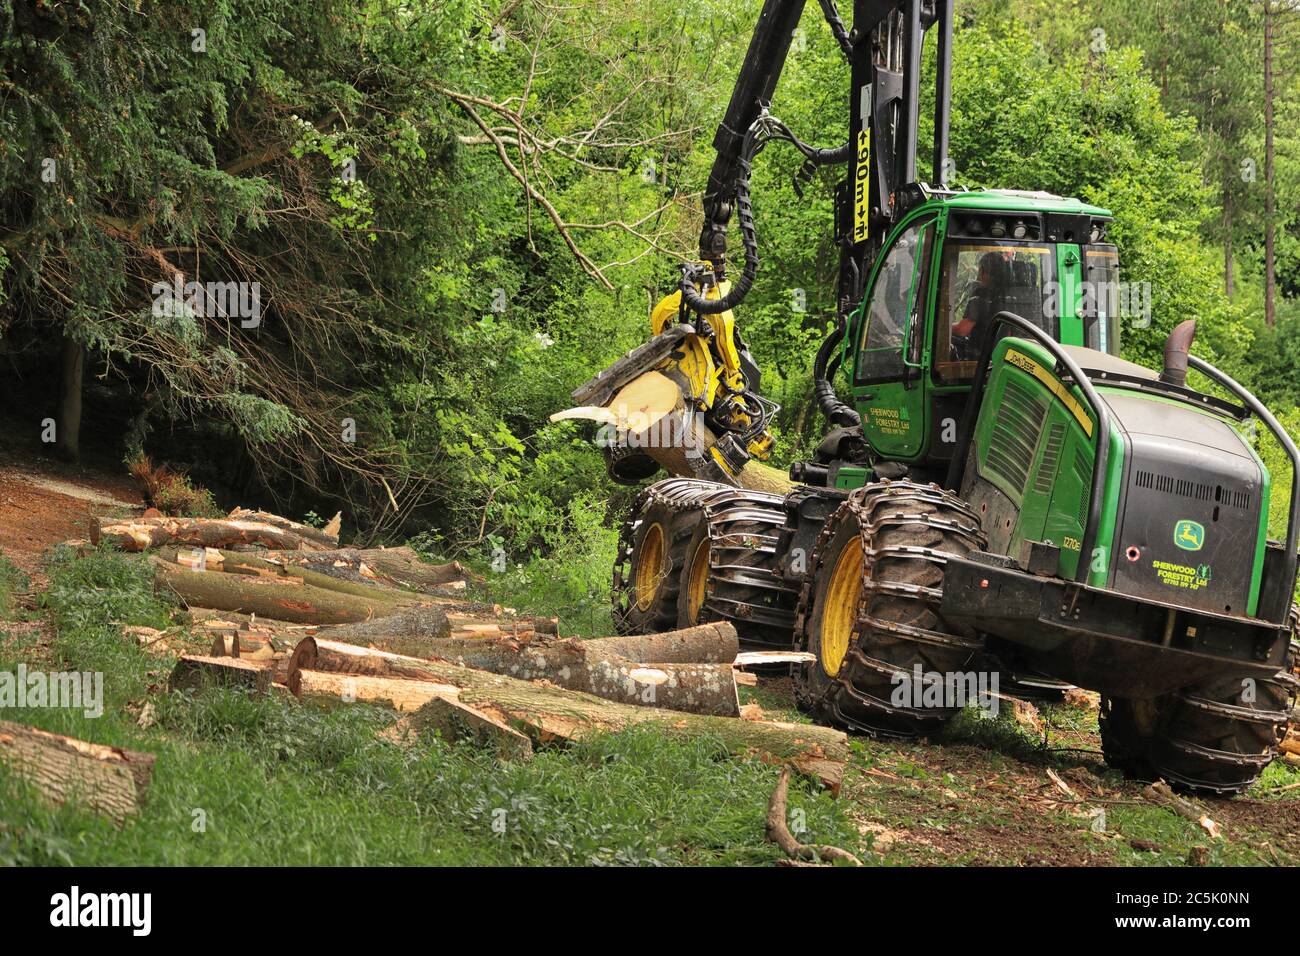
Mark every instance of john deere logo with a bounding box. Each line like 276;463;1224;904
1174;520;1205;552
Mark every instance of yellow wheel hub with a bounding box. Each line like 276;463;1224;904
686;537;710;624
634;522;667;612
820;535;864;677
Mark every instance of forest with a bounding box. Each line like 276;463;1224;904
2;0;1298;607
1;0;1300;872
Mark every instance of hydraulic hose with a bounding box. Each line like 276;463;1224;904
812;320;860;427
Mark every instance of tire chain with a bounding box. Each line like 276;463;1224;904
700;488;802;647
611;478;730;633
794;480;989;736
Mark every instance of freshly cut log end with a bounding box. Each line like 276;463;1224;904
402;698;534;760
0;720;155;822
170;655;273;695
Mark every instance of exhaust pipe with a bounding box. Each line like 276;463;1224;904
1159;319;1198;388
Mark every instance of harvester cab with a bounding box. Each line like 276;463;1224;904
553;0;1300;794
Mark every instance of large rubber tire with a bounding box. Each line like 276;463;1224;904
1100;637;1298;795
611;479;726;634
793;481;987;737
689;490;801;648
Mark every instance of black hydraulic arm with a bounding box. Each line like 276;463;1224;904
698;0;808;274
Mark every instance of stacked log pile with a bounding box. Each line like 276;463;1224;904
7;507;847;822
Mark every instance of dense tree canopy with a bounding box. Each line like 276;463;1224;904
1;0;1296;564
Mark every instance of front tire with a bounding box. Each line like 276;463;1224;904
1100;639;1297;795
793;481;987;737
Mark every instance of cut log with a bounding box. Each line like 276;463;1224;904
577;622;739;664
319;606;452;644
164;548;428;605
292;636;739;717
154;559;412;625
292;669;459;712
208;632;277;661
315;606;555;653
0;720;155;822
265;546;482;591
169;655;273;694
288;650;845;788
385;699;534;760
91;515;331;552
226;507;339;548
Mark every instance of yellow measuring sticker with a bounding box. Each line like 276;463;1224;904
852;128;871;244
1004;349;1094;437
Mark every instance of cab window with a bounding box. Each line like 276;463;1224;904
933;241;1058;384
856;219;934;383
1083;246;1122;356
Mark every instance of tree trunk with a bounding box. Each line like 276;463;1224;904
94;515;331;552
167;548;428;605
170;654;275;694
265;546;481;592
293;669;459;711
577;622;739;663
383;698;534;760
55;335;84;462
292;635;740;716
290;665;847;790
1223;205;1235;299
227;508;339;548
319;602;558;648
1264;0;1277;327
153;559;412;624
0;719;154;822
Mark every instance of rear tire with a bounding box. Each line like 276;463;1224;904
612;479;726;634
692;490;800;647
1100;637;1298;795
793;481;987;737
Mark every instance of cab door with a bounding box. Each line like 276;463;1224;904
851;216;936;459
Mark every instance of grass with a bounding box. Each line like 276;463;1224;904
0;555;28;620
3;544;1298;867
0;546;850;866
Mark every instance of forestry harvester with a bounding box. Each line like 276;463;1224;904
552;0;1300;793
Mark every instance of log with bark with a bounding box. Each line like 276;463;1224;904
169;654;275;694
265;546;482;592
153;559;416;624
291;635;739;716
574;622;739;664
382;699;534;760
290;664;846;789
0;720;155;822
314;605;559;655
226;507;340;548
160;547;432;603
91;515;332;552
